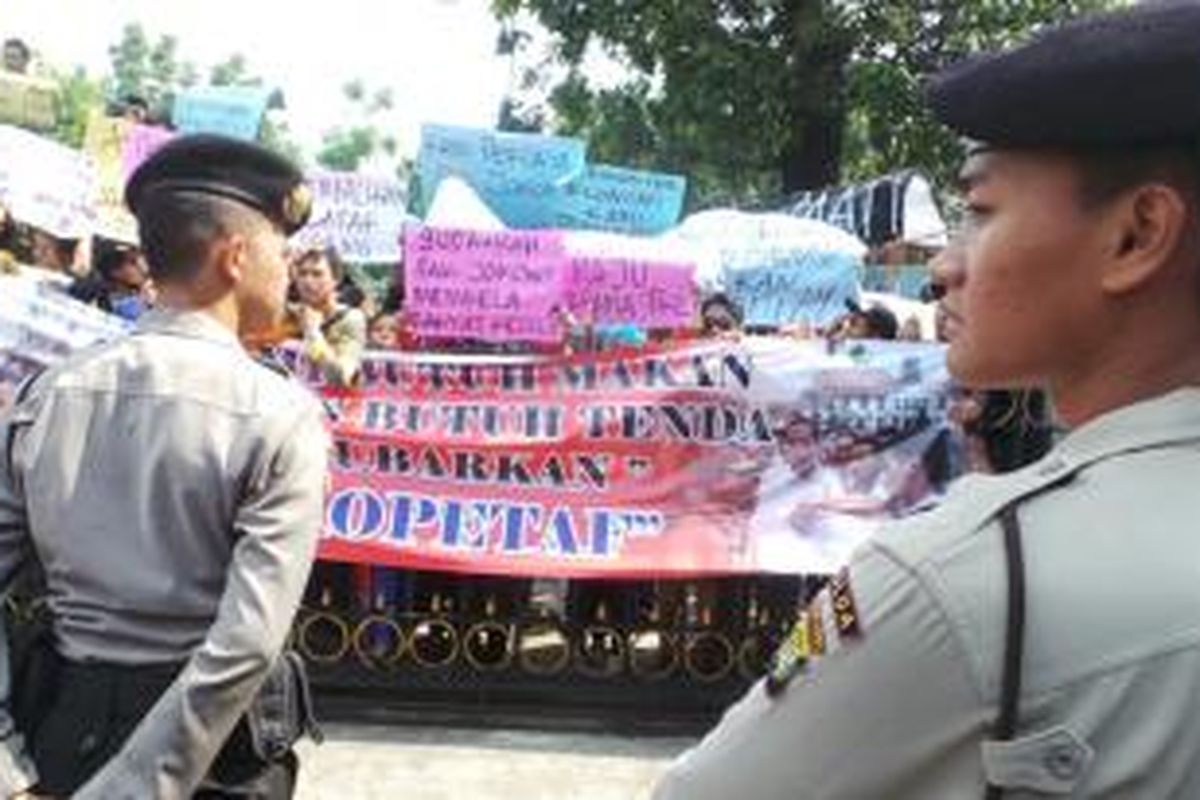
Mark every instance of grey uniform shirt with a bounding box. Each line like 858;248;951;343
655;387;1200;799
0;308;329;798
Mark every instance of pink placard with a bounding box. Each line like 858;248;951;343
121;124;175;181
403;225;567;342
565;256;697;328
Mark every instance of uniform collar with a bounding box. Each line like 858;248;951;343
1056;387;1200;468
136;308;243;350
950;387;1200;530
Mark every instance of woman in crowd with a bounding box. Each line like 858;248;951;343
291;245;367;387
699;292;744;338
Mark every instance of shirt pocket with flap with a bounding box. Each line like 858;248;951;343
982;725;1094;795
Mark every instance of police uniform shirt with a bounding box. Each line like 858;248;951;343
654;388;1200;798
0;307;328;797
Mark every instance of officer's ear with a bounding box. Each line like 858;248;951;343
211;233;250;286
1097;182;1191;296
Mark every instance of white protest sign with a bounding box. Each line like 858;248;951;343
672;209;866;326
292;171;413;262
0;124;97;239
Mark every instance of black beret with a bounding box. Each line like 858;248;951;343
927;2;1200;149
125;134;312;235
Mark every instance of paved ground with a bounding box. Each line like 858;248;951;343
294;724;696;800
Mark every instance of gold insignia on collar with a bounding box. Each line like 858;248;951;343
282;183;313;228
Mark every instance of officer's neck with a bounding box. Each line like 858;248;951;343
1050;330;1200;429
154;285;240;337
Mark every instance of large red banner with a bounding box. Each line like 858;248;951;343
298;337;958;578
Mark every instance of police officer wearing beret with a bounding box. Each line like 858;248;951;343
656;3;1200;797
0;135;327;798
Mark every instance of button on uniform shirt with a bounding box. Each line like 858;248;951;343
0;309;329;798
654;388;1200;798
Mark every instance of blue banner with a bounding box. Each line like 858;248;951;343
553;164;686;235
417;124;587;228
173;86;271;141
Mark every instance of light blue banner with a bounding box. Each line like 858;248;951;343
553;164;686;235
173;86;271;141
724;250;861;326
417;123;587;228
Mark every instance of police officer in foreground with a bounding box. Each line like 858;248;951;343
0;135;328;797
656;3;1200;797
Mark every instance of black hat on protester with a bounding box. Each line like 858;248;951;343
925;2;1200;149
124;134;313;235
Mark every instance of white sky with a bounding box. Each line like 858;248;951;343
3;0;531;164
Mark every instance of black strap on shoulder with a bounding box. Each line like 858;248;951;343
983;502;1027;800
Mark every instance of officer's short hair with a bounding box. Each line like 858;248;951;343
1071;144;1200;214
138;191;268;284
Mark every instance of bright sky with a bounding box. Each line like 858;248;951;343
3;0;526;164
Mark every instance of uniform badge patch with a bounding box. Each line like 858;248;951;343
765;569;863;699
766;610;812;697
830;567;862;641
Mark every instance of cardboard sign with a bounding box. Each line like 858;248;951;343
417;124;586;228
554;164;686;235
292;171;411;262
82;112;137;242
0;124;96;238
122;124;174;181
724;250;862;326
403;225;567;342
565;255;696;328
675;210;866;326
173;86;271;141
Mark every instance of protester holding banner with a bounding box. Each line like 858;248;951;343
656;4;1200;797
290;245;367;387
0;135;325;797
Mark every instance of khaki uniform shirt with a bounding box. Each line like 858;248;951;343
655;388;1200;799
0;309;328;798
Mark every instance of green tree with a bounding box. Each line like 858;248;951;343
108;23;197;122
493;0;1120;204
49;66;107;148
315;80;401;173
210;54;258;88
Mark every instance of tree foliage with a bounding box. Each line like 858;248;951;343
493;0;1121;205
315;80;402;174
106;24;298;160
48;67;106;148
108;23;197;123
